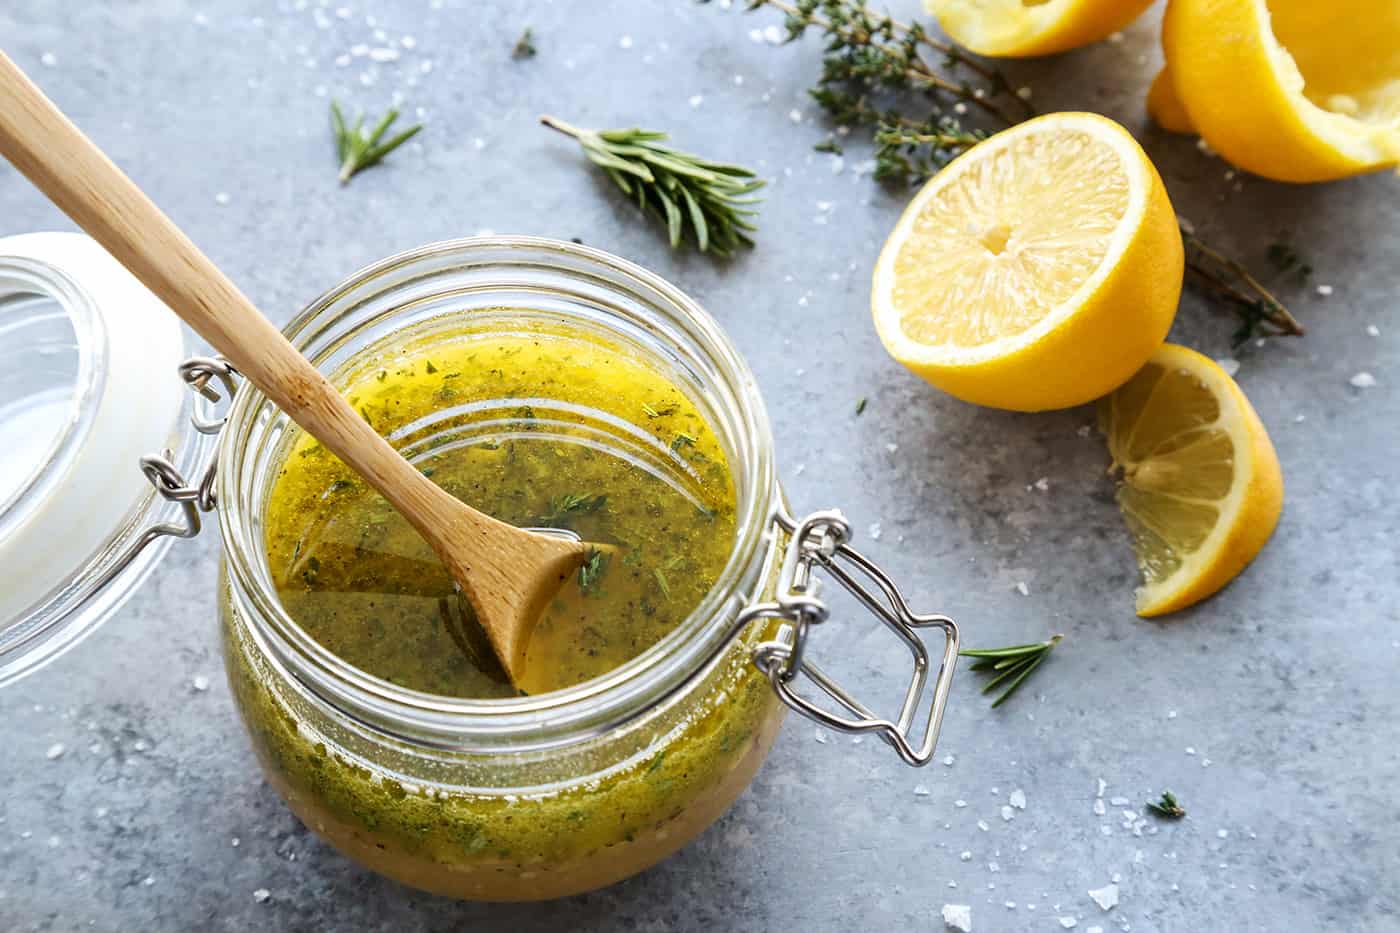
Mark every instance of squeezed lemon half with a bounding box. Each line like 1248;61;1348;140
871;112;1182;412
925;0;1154;58
1099;344;1284;616
1160;0;1400;181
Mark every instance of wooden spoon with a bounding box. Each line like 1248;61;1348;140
0;51;588;684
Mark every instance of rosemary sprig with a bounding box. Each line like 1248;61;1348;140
578;548;610;595
959;634;1063;708
536;492;608;528
540;115;764;255
714;1;1305;341
330;101;422;186
1146;790;1186;819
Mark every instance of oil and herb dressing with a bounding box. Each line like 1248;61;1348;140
263;323;737;697
225;314;787;899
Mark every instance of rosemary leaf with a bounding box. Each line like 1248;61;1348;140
512;26;537;60
1146;790;1186;819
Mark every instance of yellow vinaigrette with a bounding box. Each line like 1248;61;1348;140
263;320;737;696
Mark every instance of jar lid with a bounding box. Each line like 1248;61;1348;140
0;232;207;686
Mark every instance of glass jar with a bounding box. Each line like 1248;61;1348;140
2;235;959;901
215;239;791;899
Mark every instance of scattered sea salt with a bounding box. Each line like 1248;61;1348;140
1109;796;1130;806
942;903;972;932
1059;918;1077;929
1217;829;1229;839
688;94;704;108
1093;799;1106;816
214;192;230;206
955;799;968;808
1316;284;1334;296
914;784;931;797
1016;87;1033;101
885;442;899;454
231;837;240;847
1000;806;1015;822
943;755;955;767
45;743;66;760
813;729;828;744
1350;372;1377;389
1185;747;1196;756
252;888;271;903
868;522;882;541
954;102;968;115
976;819;990;832
1033;477;1050;492
1088;883;1119;911
788;109;803;123
1009;789;1026;809
401;35;416;49
1167;710;1177;719
368;47;400;62
960;850;972;861
40;52;57;67
143;876;155;887
762;24;785;44
1014;581;1030;597
1367;325;1381;337
618;35;633;49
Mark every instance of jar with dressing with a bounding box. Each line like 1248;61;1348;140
0;235;959;900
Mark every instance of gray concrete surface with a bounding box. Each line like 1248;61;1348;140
1;2;1397;930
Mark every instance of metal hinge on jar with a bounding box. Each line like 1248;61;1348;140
734;506;960;766
134;356;236;545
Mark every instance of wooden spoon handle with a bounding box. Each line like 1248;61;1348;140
0;50;474;542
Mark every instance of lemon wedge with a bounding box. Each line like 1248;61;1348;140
926;0;1154;57
871;112;1182;412
1099;344;1283;616
1161;0;1400;181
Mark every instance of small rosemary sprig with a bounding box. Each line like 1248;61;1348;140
541;115;764;256
578;548;610;595
713;0;1305;341
959;634;1063;708
330;101;422;186
1146;790;1186;819
536;492;608;528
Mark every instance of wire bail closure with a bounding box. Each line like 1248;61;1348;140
738;506;960;766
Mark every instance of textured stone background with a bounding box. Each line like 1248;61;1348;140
1;2;1397;931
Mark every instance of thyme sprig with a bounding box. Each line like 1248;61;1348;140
712;0;1305;340
578;548;610;595
541;115;764;256
1146;790;1186;819
960;634;1063;708
330;101;422;186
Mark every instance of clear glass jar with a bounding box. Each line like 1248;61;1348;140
214;239;791;899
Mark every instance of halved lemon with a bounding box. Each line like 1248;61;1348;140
1162;0;1400;182
1098;344;1283;616
925;0;1154;58
871;112;1182;412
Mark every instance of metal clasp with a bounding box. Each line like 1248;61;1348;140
134;356;237;544
738;506;959;766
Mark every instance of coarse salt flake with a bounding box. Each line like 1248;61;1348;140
1350;372;1377;389
1000;806;1015;822
1059;918;1078;929
45;743;65;760
688;94;704;108
618;35;633;49
1014;581;1030;597
253;888;271;903
942;903;972;932
1316;284;1334;296
192;675;210;692
1088;883;1119;911
1367;325;1381;337
1009;789;1026;809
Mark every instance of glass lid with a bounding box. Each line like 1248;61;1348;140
0;232;211;686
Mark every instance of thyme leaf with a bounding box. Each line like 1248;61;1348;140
536;492;608;527
1146;790;1186;819
578;548;610;595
